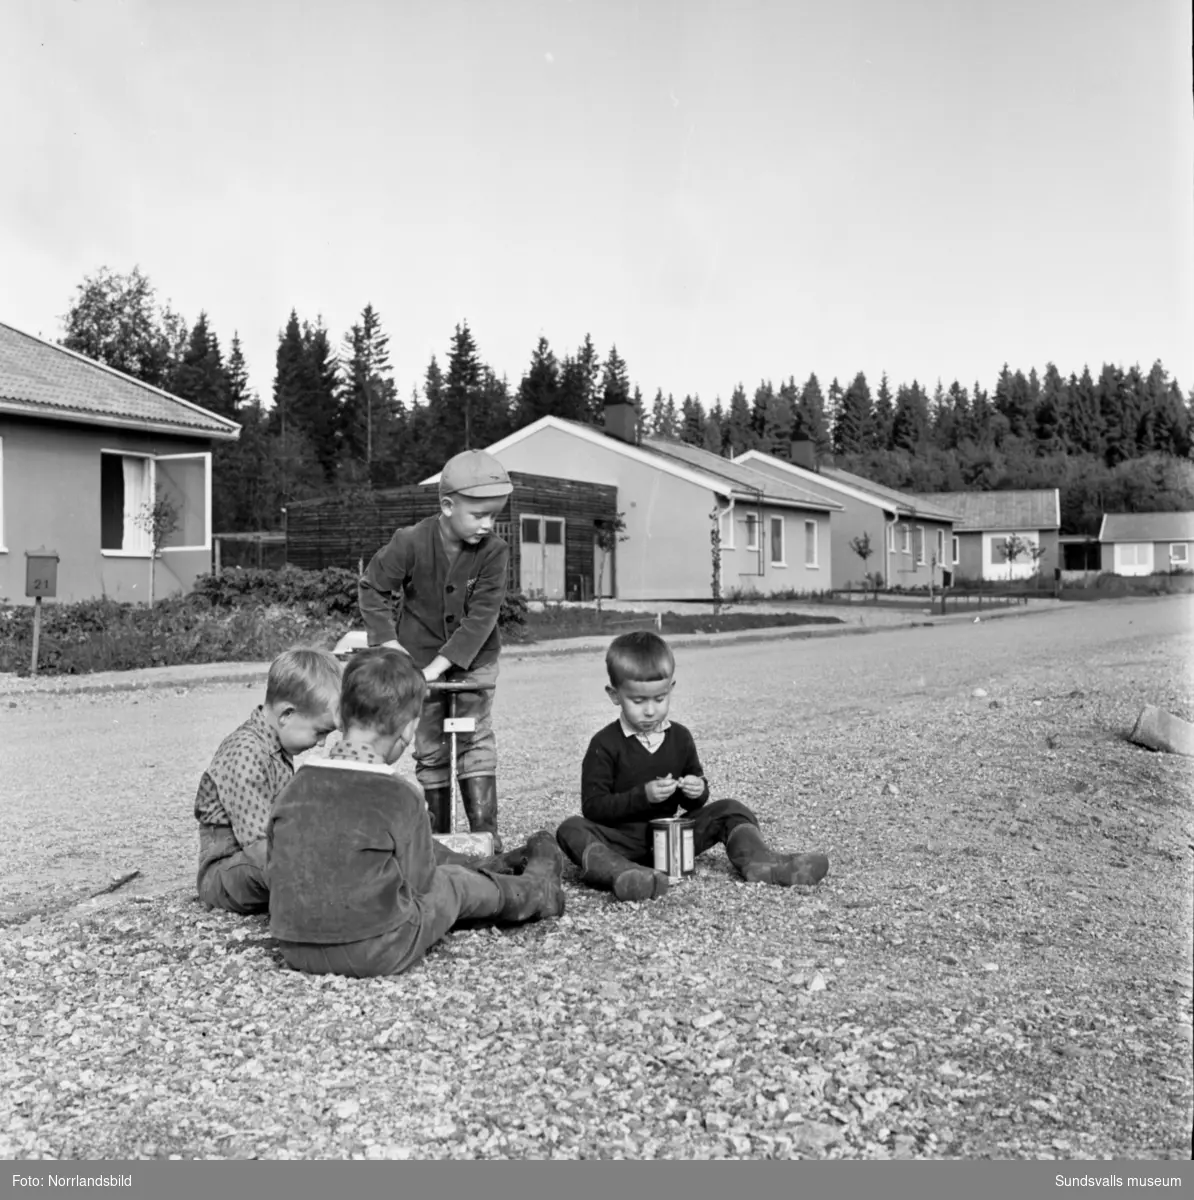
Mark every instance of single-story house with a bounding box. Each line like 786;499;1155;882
0;321;240;604
735;445;956;590
1098;511;1194;576
422;401;843;600
913;490;1060;582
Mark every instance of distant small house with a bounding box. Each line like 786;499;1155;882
736;446;956;590
422;402;843;601
914;489;1061;582
0;321;239;604
1098;511;1194;576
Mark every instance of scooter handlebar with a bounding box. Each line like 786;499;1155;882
426;680;496;693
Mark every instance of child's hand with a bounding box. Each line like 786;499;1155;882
645;775;677;803
677;774;705;799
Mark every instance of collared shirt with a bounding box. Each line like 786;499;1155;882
194;707;294;851
328;738;388;767
358;514;509;671
619;715;672;754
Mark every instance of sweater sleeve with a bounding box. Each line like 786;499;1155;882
358;529;411;646
580;732;655;825
440;539;509;669
390;778;438;897
674;726;710;813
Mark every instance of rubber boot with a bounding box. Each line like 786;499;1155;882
423;785;451;836
580;842;669;902
725;823;829;887
459;776;503;853
433;839;528;876
522;830;565;880
482;869;565;924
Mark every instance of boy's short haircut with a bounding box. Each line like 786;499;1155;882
605;631;675;688
265;648;343;715
340;648;427;735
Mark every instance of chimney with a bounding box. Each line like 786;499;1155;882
603;398;638;445
791;439;817;472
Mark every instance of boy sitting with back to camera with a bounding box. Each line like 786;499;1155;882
556;631;830;902
267;648;565;979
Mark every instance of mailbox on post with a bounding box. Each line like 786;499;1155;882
26;548;60;599
24;548;59;676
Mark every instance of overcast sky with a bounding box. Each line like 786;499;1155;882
3;0;1191;408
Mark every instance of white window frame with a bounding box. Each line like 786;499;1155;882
100;449;212;557
721;503;735;550
915;525;926;565
155;451;213;553
1170;543;1189;566
745;512;759;551
0;435;6;553
901;524;911;554
803;519;818;568
887;522;897;552
951;535;960;565
936;528;945;565
100;450;154;557
769;515;786;567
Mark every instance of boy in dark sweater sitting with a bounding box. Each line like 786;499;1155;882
556;631;829;902
267;648;564;978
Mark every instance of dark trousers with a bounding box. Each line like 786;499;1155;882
197;825;269;915
556;798;758;868
275;865;501;979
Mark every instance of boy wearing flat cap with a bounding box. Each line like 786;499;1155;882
358;450;514;849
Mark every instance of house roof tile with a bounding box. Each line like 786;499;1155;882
0;321;240;439
913;489;1061;531
640;437;840;510
816;467;959;521
1099;511;1194;543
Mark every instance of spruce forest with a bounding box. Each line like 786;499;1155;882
61;268;1194;538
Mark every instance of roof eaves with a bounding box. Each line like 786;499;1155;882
0;397;240;441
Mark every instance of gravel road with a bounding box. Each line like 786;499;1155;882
1;595;1191;1160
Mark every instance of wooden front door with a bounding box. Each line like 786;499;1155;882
519;515;566;599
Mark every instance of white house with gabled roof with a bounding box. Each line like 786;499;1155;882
422;401;842;601
734;445;957;590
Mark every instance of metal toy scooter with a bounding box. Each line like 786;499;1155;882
426;678;496;858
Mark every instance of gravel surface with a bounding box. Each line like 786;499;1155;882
1;595;1191;1160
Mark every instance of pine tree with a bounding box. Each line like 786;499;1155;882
834;372;872;455
632;385;648;441
474;367;512;448
1034;363;1068;456
295;320;342;481
225;334;252;413
870;372;894;451
798;374;831;457
1065;366;1102;456
680;394;706;445
703;399;725;455
726;384;753;455
649;388;666;436
760;382;794;457
890;380;929;451
600;345;631;411
749;380;774;445
1098;362;1136;467
825;378;844;447
441;321;482;456
578;334;604;424
171;312;230;418
514;335;560;427
339;304;394;470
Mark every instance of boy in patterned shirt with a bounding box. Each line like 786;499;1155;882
556;631;830;902
194;648;343;914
